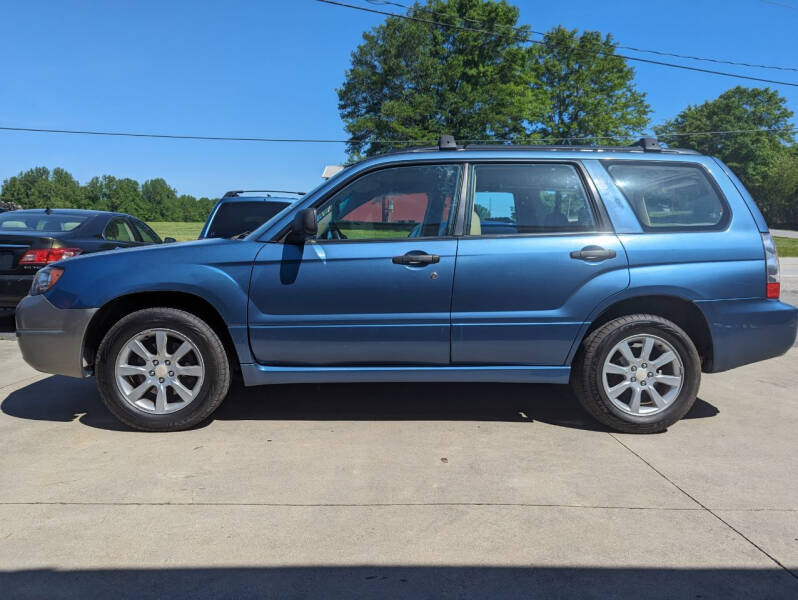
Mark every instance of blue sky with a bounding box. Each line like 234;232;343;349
1;0;797;198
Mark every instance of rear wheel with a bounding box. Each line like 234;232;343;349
571;314;701;433
96;307;230;431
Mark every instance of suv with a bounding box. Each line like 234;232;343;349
15;137;797;433
199;190;301;239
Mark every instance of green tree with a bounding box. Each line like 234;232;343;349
338;0;545;157
656;86;794;189
0;166;84;209
656;86;795;224
755;148;798;226
141;178;179;220
531;27;650;143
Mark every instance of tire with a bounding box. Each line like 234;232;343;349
571;314;701;433
95;307;231;432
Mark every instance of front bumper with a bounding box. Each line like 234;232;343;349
696;298;798;372
0;274;35;308
15;294;97;378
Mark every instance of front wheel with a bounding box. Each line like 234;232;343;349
95;307;231;431
571;314;701;433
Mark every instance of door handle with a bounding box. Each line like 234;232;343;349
570;246;616;261
392;252;440;266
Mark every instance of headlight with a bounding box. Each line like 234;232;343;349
30;266;64;296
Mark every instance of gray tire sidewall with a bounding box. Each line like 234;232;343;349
96;309;229;431
589;320;700;426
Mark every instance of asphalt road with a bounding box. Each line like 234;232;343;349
0;262;796;599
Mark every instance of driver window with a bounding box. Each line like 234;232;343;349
316;164;461;241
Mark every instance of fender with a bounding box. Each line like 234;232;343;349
46;239;261;355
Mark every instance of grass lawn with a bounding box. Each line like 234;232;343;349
775;236;798;257
147;222;204;242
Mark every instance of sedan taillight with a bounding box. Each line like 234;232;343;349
19;247;82;265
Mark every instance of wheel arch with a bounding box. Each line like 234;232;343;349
82;291;240;373
576;294;714;371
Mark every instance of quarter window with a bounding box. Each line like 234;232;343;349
606;162;727;230
131;219;161;243
467;164;596;235
315;165;461;241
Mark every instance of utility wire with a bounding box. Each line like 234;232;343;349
760;0;798;10
1;125;795;145
367;0;798;72
318;0;798;87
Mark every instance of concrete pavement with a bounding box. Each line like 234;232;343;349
781;257;798;319
772;228;798;239
0;339;797;598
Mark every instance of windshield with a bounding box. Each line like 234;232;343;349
205;201;291;239
0;212;89;233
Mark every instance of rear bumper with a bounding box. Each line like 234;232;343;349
696;298;798;372
0;274;34;308
15;294;97;378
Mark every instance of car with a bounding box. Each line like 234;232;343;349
198;190;301;239
14;136;798;433
0;208;172;309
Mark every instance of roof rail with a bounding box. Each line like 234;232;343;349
363;135;699;159
223;189;305;198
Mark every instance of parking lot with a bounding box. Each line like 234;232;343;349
0;262;796;599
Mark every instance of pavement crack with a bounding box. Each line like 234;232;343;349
609;432;798;581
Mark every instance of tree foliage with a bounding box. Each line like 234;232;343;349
338;1;651;156
0;168;215;222
338;0;545;157
656;86;797;226
531;27;650;143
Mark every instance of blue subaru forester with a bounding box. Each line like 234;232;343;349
15;137;798;433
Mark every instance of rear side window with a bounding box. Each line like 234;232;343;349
207;201;290;239
605;162;728;230
467;163;596;235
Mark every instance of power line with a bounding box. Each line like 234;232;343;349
760;0;798;10
1;124;795;145
366;0;798;72
0;126;354;144
318;0;798;87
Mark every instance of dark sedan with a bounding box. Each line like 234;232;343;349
0;208;170;308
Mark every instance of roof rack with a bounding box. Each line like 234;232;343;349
380;135;698;155
223;189;305;198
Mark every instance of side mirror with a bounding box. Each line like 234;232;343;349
287;208;317;243
163;237;177;244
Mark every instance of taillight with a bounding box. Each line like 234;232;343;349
19;247;82;265
761;233;780;299
30;266;64;295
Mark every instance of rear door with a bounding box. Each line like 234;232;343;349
248;163;461;366
451;162;629;365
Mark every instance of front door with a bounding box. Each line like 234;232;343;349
451;162;629;365
248;163;462;366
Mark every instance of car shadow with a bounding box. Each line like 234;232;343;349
0;566;791;600
0;374;718;432
0;310;16;339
